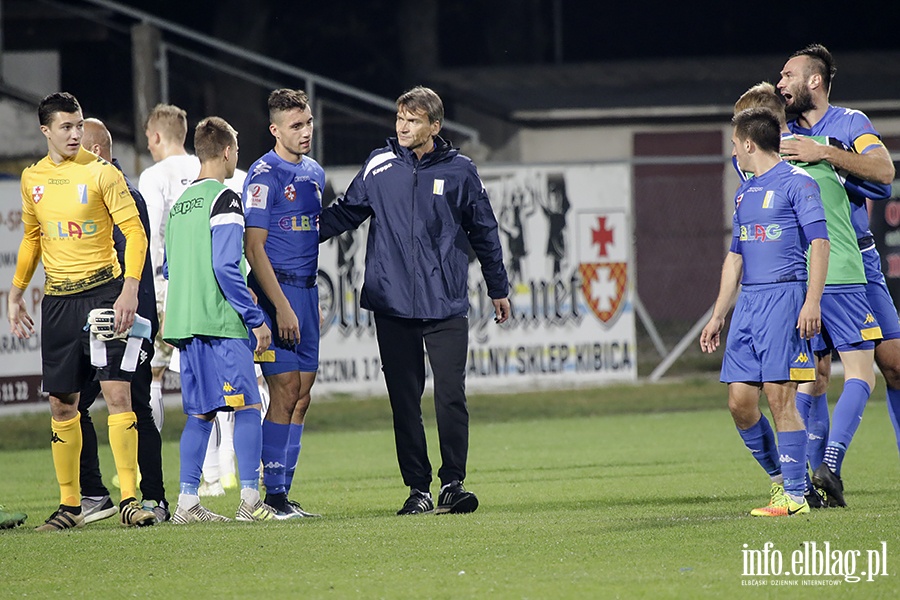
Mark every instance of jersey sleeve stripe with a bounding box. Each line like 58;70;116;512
210;213;244;228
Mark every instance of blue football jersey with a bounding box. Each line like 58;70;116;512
243;150;324;278
788;105;891;241
732;161;826;285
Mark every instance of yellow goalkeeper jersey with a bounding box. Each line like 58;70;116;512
20;146;139;294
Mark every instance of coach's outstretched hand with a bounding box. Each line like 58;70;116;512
252;322;272;354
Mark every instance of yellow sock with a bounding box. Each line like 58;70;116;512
108;411;139;502
50;413;82;508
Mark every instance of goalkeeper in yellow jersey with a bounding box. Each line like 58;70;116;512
7;92;156;531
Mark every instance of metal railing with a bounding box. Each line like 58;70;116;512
81;0;480;161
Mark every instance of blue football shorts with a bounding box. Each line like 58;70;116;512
811;284;881;353
178;336;261;415
721;282;815;383
862;247;900;341
249;276;320;375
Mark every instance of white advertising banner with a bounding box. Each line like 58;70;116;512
0;180;45;404
316;163;636;394
0;162;636;405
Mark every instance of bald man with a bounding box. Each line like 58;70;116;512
77;118;171;524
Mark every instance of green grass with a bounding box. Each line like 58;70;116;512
1;378;899;598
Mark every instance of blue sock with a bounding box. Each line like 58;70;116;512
261;420;290;496
826;378;871;474
284;423;304;493
233;408;262;489
807;393;830;469
777;430;808;500
737;415;781;478
180;416;214;495
888;386;900;459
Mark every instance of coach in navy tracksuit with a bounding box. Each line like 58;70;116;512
320;86;510;516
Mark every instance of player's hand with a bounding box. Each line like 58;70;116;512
796;301;821;339
7;290;34;340
276;306;300;345
493;298;511;324
252;322;272;354
113;278;140;334
699;316;724;353
780;134;827;164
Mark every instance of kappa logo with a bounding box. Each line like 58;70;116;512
372;163;393;176
794;352;809;363
284;183;296;201
126;421;138;431
252;160;272;177
807;432;824;441
50;432;65;444
863;313;876;325
223;382;236;393
264;461;285;469
779;454;799;463
32;185;44;203
139;349;148;364
229;198;241;209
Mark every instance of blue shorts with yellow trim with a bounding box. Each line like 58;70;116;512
811;284;881;353
721;282;815;383
249;275;320;375
862;248;900;341
178;336;261;415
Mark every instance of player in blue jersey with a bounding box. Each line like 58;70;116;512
700;107;830;517
244;89;323;519
778;44;898;505
733;83;882;509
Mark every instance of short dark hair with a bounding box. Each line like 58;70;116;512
732;107;781;154
268;89;310;123
396;86;443;124
194;116;237;162
790;43;836;92
39;92;81;126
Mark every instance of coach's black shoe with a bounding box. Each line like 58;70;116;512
805;486;826;509
436;481;479;514
397;489;434;515
812;464;846;507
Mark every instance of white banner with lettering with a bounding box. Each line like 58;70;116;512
0;180;44;403
317;163;636;394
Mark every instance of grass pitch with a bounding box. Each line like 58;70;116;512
1;379;898;599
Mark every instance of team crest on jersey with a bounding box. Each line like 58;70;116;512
735;193;744;210
32;185;44;203
284;184;296;201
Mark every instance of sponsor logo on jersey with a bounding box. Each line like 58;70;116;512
48;220;98;239
739;224;782;242
246;184;268;210
747;186;763;192
32;185;44;203
47;178;69;185
284;184;296;201
278;215;314;232
433;179;445;195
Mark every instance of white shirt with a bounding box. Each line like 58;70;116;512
138;154;201;280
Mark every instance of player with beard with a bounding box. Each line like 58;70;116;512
777;44;897;506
